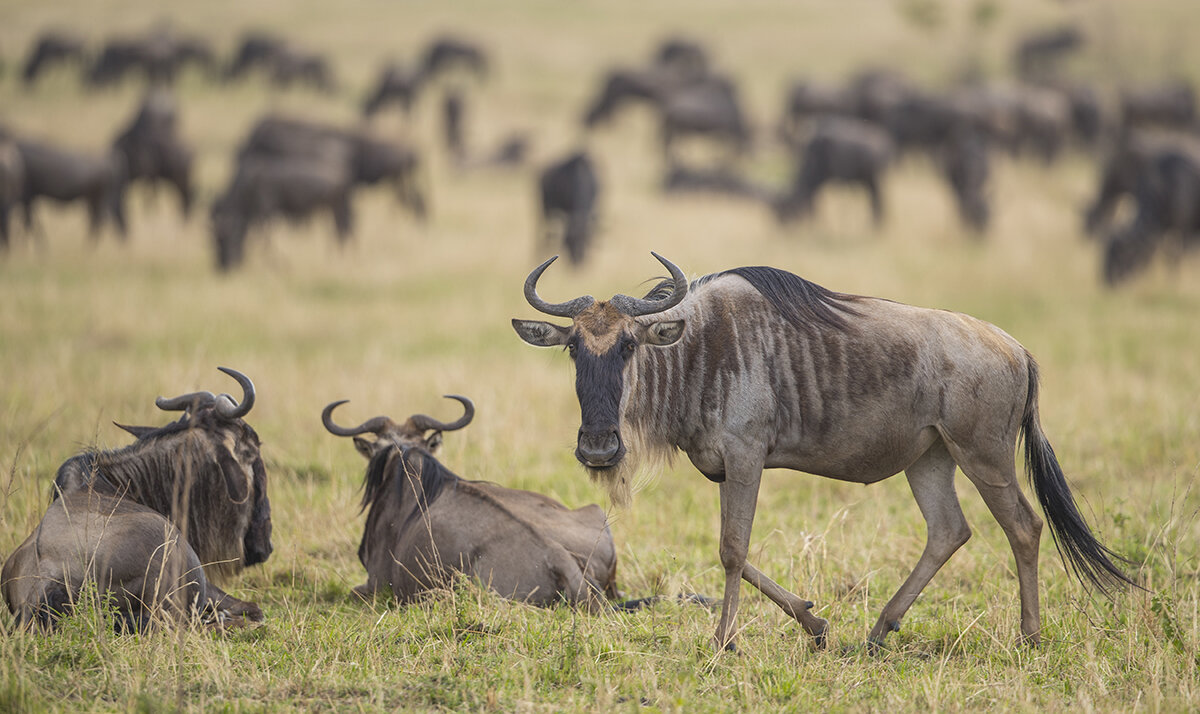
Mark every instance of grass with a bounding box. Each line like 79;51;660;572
2;0;1200;711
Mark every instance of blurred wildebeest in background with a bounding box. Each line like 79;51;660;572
363;62;425;117
223;31;334;92
111;89;195;218
442;90;466;163
1083;129;1191;237
778;80;854;147
538;151;600;266
661;162;773;204
240;115;426;219
774;116;893;226
938;126;992;233
322;397;618;609
1013;25;1085;82
0;132;25;249
653;36;711;82
211;155;355;271
659;76;751;160
3;368;271;630
20;30;87;86
419;35;489;83
14;135;128;240
1120;81;1196;131
1103;135;1200;285
87;26;216;88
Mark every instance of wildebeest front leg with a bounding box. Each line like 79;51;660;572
205;583;264;622
715;455;827;651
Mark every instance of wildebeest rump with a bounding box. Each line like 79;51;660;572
3;367;272;629
14;136;127;239
112;89;195;218
322;397;618;609
538;151;599;266
512;253;1135;652
774;116;892;226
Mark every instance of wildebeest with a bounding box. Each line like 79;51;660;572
659;77;751;159
0;134;24;248
211;155;355;271
419;35;488;83
1102;136;1200;285
512;253;1135;651
86;27;216;87
1083;130;1191;237
20;30;87;86
223;31;333;91
777;80;854;147
362;62;425;117
239;116;426;220
661;162;773;204
1013;25;1085;82
111;89;194;218
938;126;991;233
774;116;893;226
538;151;600;266
225;31;286;81
14;136;128;240
2;367;271;630
1119;81;1196;131
322;397;617;608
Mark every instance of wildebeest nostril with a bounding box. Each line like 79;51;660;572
576;429;623;466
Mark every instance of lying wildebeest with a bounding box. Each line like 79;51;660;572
661;162;773;203
20;30;87;86
538;151;599;266
774;116;892;226
111;89;194;218
362;62;426;117
512;253;1135;652
419;35;488;83
240;116;426;220
0;135;24;248
2;367;272;630
322;397;617;608
1119;81;1196;131
1102;136;1200;285
211;155;355;271
15;136;127;240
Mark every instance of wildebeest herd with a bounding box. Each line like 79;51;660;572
0;17;1170;650
3;21;1199;281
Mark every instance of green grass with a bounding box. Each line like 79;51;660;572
3;0;1200;711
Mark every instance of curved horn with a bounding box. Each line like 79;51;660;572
213;367;255;419
156;390;217;412
610;252;689;317
321;400;395;437
523;255;595;318
410;395;475;432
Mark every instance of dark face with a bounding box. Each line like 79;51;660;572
513;302;684;472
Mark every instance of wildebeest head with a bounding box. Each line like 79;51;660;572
512;253;687;502
100;367;273;571
322;395;474;461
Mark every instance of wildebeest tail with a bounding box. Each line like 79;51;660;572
1022;355;1137;594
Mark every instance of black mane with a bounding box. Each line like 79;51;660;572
361;445;459;529
693;266;861;331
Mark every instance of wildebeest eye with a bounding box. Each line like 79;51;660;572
567;342;578;358
623;341;637;355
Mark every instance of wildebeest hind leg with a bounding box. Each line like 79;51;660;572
868;440;969;647
950;443;1044;644
742;563;828;646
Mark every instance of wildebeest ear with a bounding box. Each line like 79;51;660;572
426;431;443;453
353;436;375;459
217;449;251;504
113;422;157;439
511;319;570;347
645;319;685;346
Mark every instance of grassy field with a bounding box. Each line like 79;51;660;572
2;0;1199;711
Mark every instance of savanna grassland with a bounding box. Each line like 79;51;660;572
2;0;1199;711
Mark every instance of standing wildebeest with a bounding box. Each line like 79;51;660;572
419;35;488;83
211;155;355;271
225;31;286;81
938;126;991;233
659;77;751;160
1119;81;1196;131
86;28;216;88
1082;130;1192;237
774;116;893;226
3;368;272;630
112;89;195;218
223;32;333;91
1102;137;1200;285
20;30;87;86
538;151;599;266
0;134;24;248
1012;25;1084;82
512;253;1135;651
322;397;617;608
362;62;426;117
15;136;127;240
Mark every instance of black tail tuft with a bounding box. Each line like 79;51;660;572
1022;358;1139;595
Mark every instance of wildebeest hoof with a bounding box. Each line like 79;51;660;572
866;637;889;656
722;640;739;655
